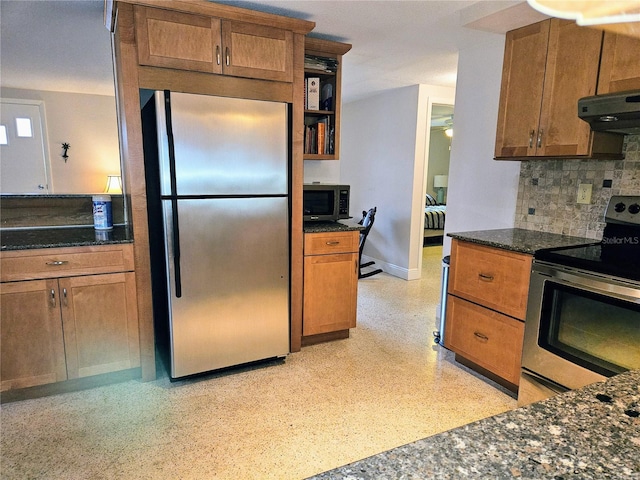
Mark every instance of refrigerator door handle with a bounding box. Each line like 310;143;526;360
164;90;183;298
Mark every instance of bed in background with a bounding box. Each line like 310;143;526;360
424;193;445;245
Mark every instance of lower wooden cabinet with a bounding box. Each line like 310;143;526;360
445;296;524;386
59;273;140;379
0;245;140;392
0;279;67;391
445;239;530;389
303;231;359;338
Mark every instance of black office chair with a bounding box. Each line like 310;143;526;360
358;207;383;279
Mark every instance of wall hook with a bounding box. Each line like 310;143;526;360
61;142;70;162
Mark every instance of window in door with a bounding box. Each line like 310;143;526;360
0;99;51;194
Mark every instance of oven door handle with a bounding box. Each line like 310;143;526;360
534;265;640;304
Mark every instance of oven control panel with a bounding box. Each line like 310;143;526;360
605;195;640;225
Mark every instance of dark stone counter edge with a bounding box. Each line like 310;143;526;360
1;225;134;251
448;228;597;255
304;220;365;233
307;369;640;479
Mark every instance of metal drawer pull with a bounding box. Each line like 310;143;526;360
46;260;69;266
537;128;543;148
528;129;535;148
63;288;68;307
474;332;489;341
478;273;494;281
50;289;56;307
226;47;230;66
326;241;340;246
216;45;221;65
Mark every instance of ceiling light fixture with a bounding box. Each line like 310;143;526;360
526;0;640;26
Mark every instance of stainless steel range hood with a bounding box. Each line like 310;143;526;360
578;90;640;135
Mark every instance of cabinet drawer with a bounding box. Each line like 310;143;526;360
449;240;531;320
1;244;134;282
304;231;359;255
444;295;524;385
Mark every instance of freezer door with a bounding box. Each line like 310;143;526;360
163;197;290;378
156;91;288;196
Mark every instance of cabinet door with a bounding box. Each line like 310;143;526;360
60;273;140;379
0;279;67;390
495;20;549;159
537;20;602;157
221;20;293;82
444;296;524;386
303;253;358;336
598;32;640;94
135;6;222;74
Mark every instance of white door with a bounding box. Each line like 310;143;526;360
0;100;51;194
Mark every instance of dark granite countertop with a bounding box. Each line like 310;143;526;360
448;228;597;255
0;225;133;251
304;220;365;233
308;369;640;479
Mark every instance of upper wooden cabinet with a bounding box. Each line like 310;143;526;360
134;5;293;82
304;37;351;160
598;32;640;94
495;19;623;160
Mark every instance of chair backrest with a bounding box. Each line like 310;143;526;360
358;207;377;250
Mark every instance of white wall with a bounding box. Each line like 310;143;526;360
443;34;521;256
1;87;120;194
339;84;454;280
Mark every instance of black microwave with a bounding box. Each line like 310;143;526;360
303;183;350;221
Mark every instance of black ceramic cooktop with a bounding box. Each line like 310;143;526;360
535;242;640;282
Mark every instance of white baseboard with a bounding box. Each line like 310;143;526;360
360;255;421;281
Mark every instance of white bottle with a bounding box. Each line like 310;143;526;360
92;194;113;230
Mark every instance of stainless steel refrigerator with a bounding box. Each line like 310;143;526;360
153;91;290;379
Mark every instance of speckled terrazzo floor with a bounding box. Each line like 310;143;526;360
0;246;517;479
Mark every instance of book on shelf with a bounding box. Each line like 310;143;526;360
306;77;320;110
304;116;334;156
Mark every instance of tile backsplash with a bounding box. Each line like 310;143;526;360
515;134;640;240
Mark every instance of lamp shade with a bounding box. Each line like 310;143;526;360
434;175;448;189
104;175;122;194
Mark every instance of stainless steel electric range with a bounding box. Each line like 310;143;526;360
519;195;640;406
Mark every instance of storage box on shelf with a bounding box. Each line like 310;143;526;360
444;240;532;390
302;230;358;345
0;244;140;392
304;37;351;160
494;19;625;160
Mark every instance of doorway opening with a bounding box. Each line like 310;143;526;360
423;104;453;247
